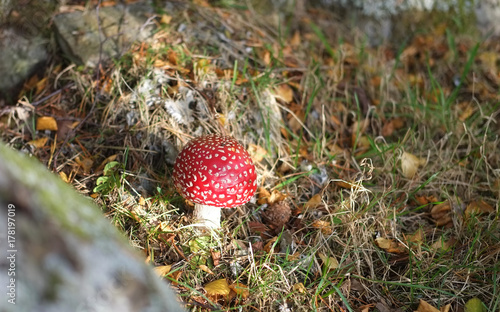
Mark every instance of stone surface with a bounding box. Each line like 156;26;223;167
0;28;48;103
0;143;184;312
53;3;156;67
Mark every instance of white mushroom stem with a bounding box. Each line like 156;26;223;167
193;204;222;229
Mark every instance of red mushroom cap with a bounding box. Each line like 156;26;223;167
173;134;257;208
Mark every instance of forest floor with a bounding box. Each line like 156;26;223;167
2;1;499;311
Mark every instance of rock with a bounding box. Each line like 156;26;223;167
53;3;156;67
0;28;49;104
0;143;184;312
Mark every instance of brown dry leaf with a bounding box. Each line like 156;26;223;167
290;30;301;47
263;50;271;65
406;228;424;245
311;220;333;235
229;282;249;299
416;299;440;312
415;195;438;206
154;265;172;277
264;237;278;253
465;200;494;217
268;189;286;205
382;117;405;137
96;154;118;172
36;116;58;131
304;193;322;210
210;249;221;267
248;144;267;163
335;180;361;190
75;156;94;174
170;270;182;285
401;151;426;178
375;237;407;254
458;101;476;122
431;237;456;252
288;109;305;133
273;84;294;103
198;264;214;275
257;187;271;205
204;279;231;297
160;14;172;24
292;282;306;293
318;252;339;271
248;221;268;234
431;201;453;226
28;137;48;149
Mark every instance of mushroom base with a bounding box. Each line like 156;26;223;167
193;204;222;229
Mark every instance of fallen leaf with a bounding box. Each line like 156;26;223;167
210;249;221;267
36;116;58;131
406;228;424;245
382;117;405;137
318;252;339;271
248;221;268;234
154;265;172;277
248;144;267;163
416;299;440;312
199;264;214;274
304;193;322;210
264;237;278;253
257;187;271;205
96;154;118;173
75;156;94;174
273;84;294;103
290;30;301;47
431;201;453;226
59;171;70;183
204;279;231;297
229;282;249;298
464;297;486;312
375;237;407;254
28;137;48;149
311;220;333;235
292;282;306;293
335;180;361;190
431;237;456;252
160;14;172;24
401;151;426;178
268;190;286;205
465;200;494;217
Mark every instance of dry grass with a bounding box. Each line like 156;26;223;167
1;1;499;311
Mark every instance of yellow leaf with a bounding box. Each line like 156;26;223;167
273;84;294;103
431;237;456;252
318;252;339;271
292;282;306;293
28;137;48;148
465;298;486;312
154;265;172;277
401;151;426;178
59;171;69;183
248;144;267;163
75;156;93;174
229;282;249;298
304;193;322;210
204;279;231;296
375;237;407;254
36;116;58;131
198;264;214;274
160;14;172;24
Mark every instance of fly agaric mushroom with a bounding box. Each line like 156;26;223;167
173;134;257;229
